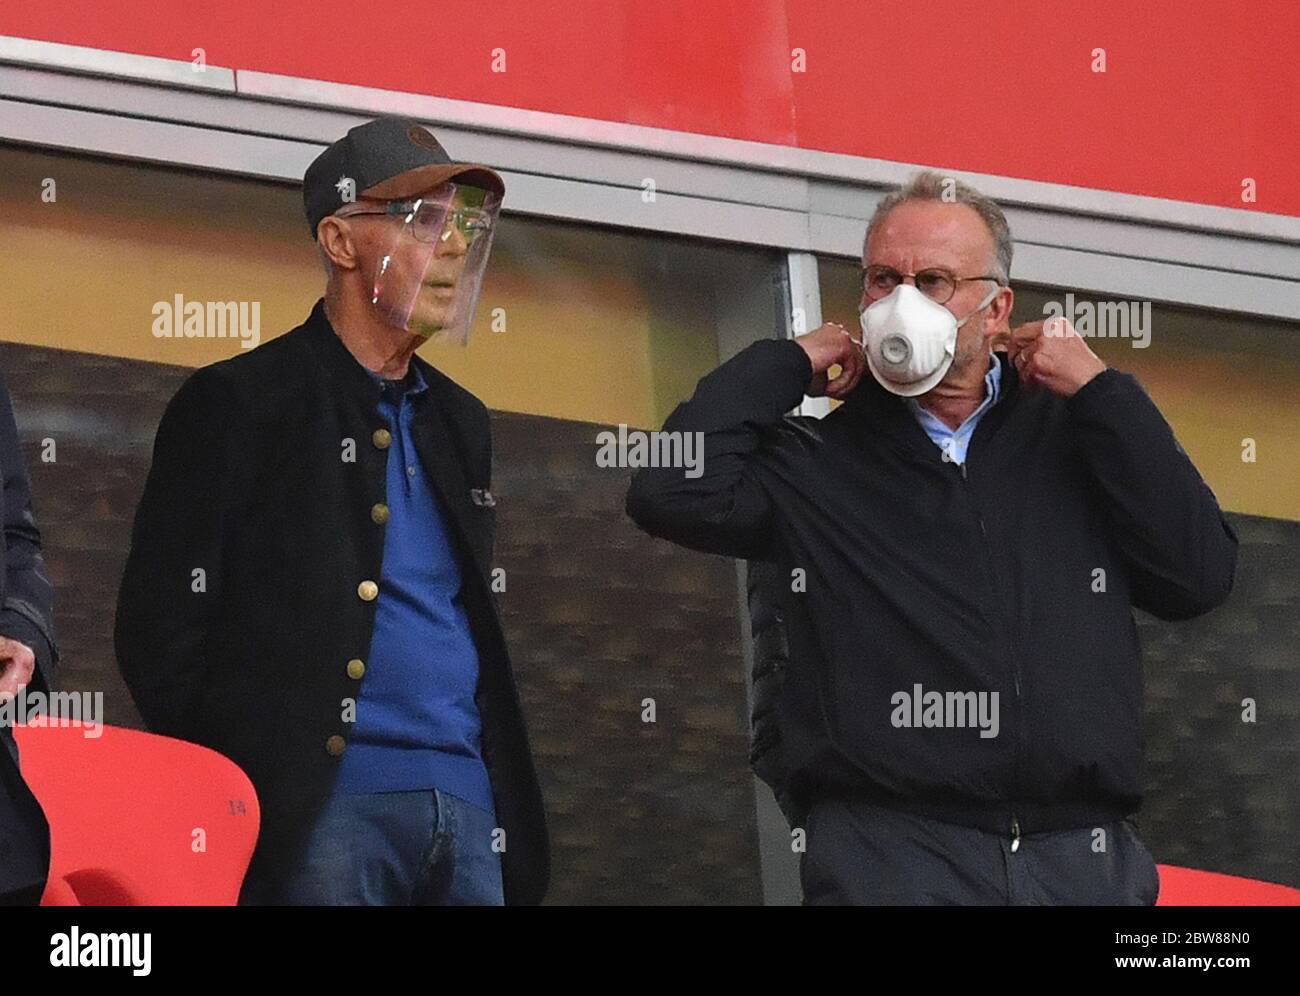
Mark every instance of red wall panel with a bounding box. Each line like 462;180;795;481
3;0;1297;216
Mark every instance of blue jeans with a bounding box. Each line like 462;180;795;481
242;788;504;905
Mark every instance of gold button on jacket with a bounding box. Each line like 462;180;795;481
346;658;366;680
357;580;379;601
372;428;392;450
325;735;346;757
370;503;390;525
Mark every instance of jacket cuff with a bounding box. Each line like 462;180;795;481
1064;367;1134;411
781;337;814;385
0;608;56;696
753;338;815;413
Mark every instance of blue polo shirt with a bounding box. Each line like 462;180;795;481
334;363;494;816
905;351;1002;465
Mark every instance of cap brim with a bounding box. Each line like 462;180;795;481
363;163;504;200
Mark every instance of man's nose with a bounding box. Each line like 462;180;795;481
434;220;468;257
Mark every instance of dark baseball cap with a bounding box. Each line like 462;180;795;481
303;117;505;239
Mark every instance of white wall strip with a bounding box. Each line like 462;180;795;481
786;252;833;418
235;68;1300;244
0;35;235;92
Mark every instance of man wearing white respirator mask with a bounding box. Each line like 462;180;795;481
627;171;1236;905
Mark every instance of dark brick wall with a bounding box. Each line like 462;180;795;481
1136;514;1300;888
0;340;762;905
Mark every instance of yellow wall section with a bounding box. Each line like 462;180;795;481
0;146;727;430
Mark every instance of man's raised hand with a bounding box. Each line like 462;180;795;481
1007;317;1106;398
796;322;867;399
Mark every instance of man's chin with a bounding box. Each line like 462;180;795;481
408;305;450;339
407;318;444;339
947;345;986;380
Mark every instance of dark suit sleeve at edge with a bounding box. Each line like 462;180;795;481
1066;368;1238;620
0;372;57;694
625;338;812;560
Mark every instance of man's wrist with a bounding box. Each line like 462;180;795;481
788;337;815;382
1064;360;1107;398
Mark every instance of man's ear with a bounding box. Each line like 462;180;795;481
316;216;361;272
985;285;1014;349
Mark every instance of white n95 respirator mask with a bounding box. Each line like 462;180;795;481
859;283;998;396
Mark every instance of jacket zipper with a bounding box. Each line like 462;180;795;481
958;459;1023;853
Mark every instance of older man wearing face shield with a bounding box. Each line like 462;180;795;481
116;117;548;905
627;171;1237;905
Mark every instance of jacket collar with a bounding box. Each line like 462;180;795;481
302;299;489;575
302;298;440;405
843;349;1019;458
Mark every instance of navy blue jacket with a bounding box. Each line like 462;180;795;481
628;340;1237;836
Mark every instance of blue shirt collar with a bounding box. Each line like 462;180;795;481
365;361;429;403
984;349;1002;405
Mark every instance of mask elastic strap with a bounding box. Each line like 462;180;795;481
954;283;1002;328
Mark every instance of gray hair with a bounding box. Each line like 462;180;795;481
864;170;1013;283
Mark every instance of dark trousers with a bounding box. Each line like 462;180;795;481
801;798;1160;905
1;731;49;903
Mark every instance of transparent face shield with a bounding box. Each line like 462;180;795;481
339;182;500;344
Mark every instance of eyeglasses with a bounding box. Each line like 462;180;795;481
335;197;493;246
861;265;1002;306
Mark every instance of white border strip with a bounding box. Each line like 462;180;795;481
0;35;234;92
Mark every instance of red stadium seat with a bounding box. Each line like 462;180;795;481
13;721;259;905
1156;864;1300;905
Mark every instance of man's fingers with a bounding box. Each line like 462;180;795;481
800;321;868;397
1019;338;1061;391
1007;320;1046;359
844;346;867;392
0;660;24;701
825;336;865;397
797;322;862;395
1043;316;1075;339
0;645;35;692
1014;339;1038;387
1030;345;1057;381
825;368;857;397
